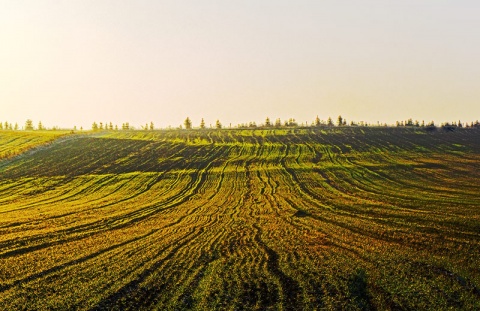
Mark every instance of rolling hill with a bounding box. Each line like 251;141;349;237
0;127;479;310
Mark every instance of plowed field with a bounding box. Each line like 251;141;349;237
1;128;479;310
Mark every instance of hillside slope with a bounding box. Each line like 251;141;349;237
0;128;479;310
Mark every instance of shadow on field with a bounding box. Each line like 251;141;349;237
348;268;373;311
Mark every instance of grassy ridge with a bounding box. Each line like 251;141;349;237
0;128;479;310
0;131;71;160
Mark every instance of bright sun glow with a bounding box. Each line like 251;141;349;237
1;0;479;129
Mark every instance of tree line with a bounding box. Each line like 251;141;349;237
1;117;479;132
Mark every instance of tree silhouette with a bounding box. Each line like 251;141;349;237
14;123;19;131
184;117;192;130
0;123;3;130
337;115;343;126
92;122;99;131
38;121;44;130
285;118;297;127
200;118;206;129
215;120;222;129
315;116;321;127
25;119;34;131
150;122;154;131
265;117;271;127
327;117;334;126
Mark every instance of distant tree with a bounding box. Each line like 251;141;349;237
115;125;118;131
0;122;3;130
249;122;257;128
406;118;414;126
80;126;83;131
150;122;154;130
122;122;130;130
215;119;222;129
275;118;282;127
184;117;192;130
315;115;321;127
337;115;343;126
25;119;34;131
200;118;206;129
327;117;334;127
4;122;8;130
14;123;19;131
8;123;12;130
38;121;44;130
265;117;271;127
343;119;347;126
92;122;98;131
109;122;114;131
99;122;103;130
73;126;77;131
286;118;297;127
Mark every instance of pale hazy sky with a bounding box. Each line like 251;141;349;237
1;0;479;128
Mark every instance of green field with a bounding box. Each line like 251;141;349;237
0;127;479;310
0;131;71;160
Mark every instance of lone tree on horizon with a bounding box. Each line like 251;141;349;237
25;119;34;131
275;118;282;127
327;117;334;127
200;118;206;129
265;117;271;127
215;119;222;129
184;117;192;130
337;115;343;126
